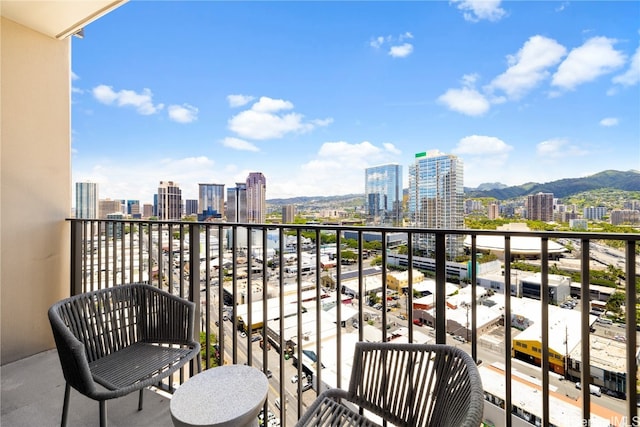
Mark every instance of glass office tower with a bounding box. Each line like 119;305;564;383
408;151;464;258
75;181;98;219
364;164;403;225
198;183;225;220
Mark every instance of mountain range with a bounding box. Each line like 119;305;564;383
267;169;640;206
464;169;640;200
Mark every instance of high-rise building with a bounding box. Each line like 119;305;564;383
610;209;640;225
125;200;140;218
75;182;98;219
198;183;225;221
226;183;247;222
408;150;464;258
157;181;182;220
488;202;500;220
583;206;607;221
185;199;198;216
282;205;296;224
246;172;266;223
142;204;154;218
364;164;403;225
98;199;122;219
527;192;554;222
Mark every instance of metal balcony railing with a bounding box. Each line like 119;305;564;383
68;219;638;427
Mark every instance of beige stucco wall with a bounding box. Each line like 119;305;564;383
1;17;71;364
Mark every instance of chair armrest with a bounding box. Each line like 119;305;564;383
48;305;97;396
140;285;197;345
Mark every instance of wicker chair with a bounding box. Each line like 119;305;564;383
296;342;484;427
48;283;201;427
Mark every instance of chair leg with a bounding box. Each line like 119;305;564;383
99;400;106;427
61;383;70;427
138;389;144;411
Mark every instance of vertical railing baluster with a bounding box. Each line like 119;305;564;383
407;230;414;344
625;239;637;423
278;226;285;427
435;232;446;344
315;227;323;400
217;225;225;367
247;227;253;366
70;219;82;296
335;228;342;390
295;229;302;418
231;225;238;364
262;227;269;391
111;220;117;288
357;230;364;343
203;225;210;371
504;235;512;427
540;237;549;427
381;229;388;343
580;238;591;422
167;224;173;291
157;223;163;289
188;222;200;377
471;234;477;360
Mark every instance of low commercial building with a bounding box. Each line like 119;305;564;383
386;269;424;292
567;335;639;397
520;272;571;304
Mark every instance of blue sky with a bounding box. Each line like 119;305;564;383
71;1;640;205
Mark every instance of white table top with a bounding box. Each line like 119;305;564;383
170;365;269;427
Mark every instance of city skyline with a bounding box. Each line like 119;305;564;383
71;1;639;205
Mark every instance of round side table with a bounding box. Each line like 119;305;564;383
170;365;269;427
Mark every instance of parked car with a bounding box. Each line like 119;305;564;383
301;381;313;392
291;373;306;384
576;382;602;396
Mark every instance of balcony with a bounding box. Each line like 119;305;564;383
3;219;637;427
1;3;638;426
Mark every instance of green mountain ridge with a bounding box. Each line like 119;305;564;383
267;170;640;206
464;170;640;200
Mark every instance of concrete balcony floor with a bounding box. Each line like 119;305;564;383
1;349;173;427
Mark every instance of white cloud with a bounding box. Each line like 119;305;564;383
370;36;387;49
599;117;619;127
536;138;588;158
552;37;626;91
71;71;79;80
383;142;401;155
451;0;506;22
227;96;331;140
612;45;640;86
488;35;566;99
251;96;294;113
268;140;400;198
92;85;164;115
227;94;255;108
221;137;259;152
438;87;490;116
389;43;414;58
267;141;399;197
453;135;513;156
168;104;198;123
370;33;414;57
